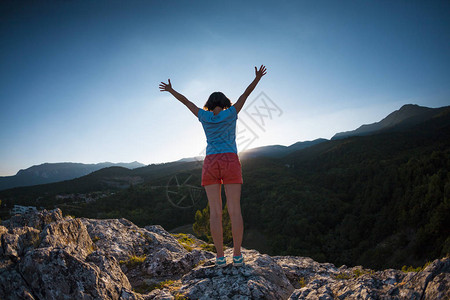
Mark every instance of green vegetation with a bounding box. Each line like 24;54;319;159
335;273;353;280
200;243;216;252
193;259;207;268
233;113;450;270
140;232;153;243
133;279;187;299
182;244;192;252
89;243;97;254
155;279;175;289
334;268;375;280
193;202;232;246
401;265;422;273
401;260;432;273
32;235;41;248
133;282;154;294
352;268;374;278
171;233;195;245
298;276;306;288
171;233;195;252
119;254;147;268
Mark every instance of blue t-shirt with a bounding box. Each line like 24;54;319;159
198;106;238;155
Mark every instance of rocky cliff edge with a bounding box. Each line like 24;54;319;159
0;209;448;299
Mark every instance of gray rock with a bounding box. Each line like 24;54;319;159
0;264;36;299
145;288;175;299
286;257;450;300
82;218;156;261
399;257;450;299
40;217;94;258
0;225;7;256
81;218;214;292
0;209;142;300
2;208;63;230
272;256;340;288
0;225;7;236
2;226;40;259
179;248;295;300
424;272;450;299
19;247;133;299
1;208;449;300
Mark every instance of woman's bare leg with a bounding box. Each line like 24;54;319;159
224;183;243;256
204;184;224;257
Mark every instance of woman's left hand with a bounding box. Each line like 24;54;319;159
159;79;173;92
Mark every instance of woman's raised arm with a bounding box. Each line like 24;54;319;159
159;79;200;117
233;65;267;114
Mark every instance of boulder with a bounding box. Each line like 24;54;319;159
1;226;40;259
81;218;214;291
178;248;295;300
399;257;450;299
40;217;94;258
272;255;340;288
0;210;142;300
19;247;133;299
424;272;450;299
2;208;63;230
81;218;154;261
0;264;35;299
286;257;450;299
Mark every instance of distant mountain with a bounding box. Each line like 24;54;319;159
239;139;327;159
0;161;145;191
173;139;328;162
176;156;204;162
332;104;449;140
0;160;202;198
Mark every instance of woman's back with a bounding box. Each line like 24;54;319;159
198;106;238;155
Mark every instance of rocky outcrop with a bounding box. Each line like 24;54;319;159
179;249;294;299
276;254;449;299
0;209;135;299
0;209;449;299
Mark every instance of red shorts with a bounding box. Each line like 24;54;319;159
201;152;243;186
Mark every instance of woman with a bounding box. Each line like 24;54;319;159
159;65;267;267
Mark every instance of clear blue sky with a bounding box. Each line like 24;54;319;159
1;0;449;176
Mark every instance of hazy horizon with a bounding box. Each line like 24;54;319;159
1;100;445;176
0;135;332;176
1;0;449;176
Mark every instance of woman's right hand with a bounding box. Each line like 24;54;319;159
255;65;267;79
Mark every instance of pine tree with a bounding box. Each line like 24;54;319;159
193;202;233;246
193;203;211;242
222;203;233;246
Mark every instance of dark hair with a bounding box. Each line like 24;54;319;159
203;92;232;111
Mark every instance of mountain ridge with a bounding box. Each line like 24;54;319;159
332;104;449;140
0;161;145;191
240;138;327;159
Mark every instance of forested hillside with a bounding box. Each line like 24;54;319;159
1;108;449;270
241;109;450;269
